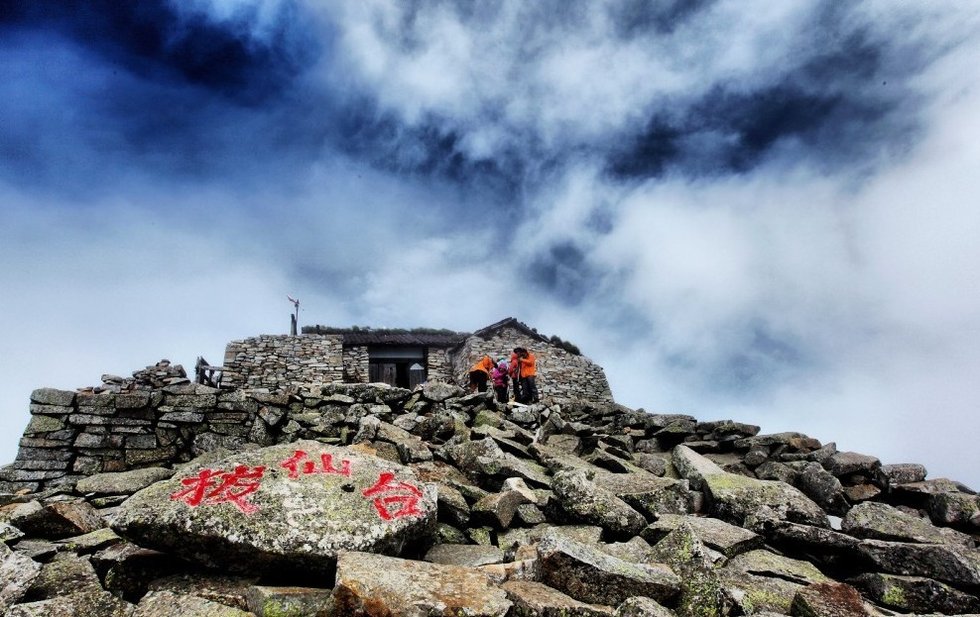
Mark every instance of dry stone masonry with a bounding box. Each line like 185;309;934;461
1;321;979;616
222;335;345;389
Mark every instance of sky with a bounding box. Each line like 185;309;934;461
2;1;979;489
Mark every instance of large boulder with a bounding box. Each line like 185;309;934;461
331;551;512;616
671;445;725;490
790;582;868;617
852;572;980;615
842;501;973;546
856;539;980;587
9;500;105;539
703;472;828;529
112;441;437;573
649;523;726;617
642;514;762;558
1;542;43;613
795;462;848;516
536;529;681;606
551;469;647;539
718;549;829;615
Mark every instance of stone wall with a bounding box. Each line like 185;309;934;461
222;334;344;390
3;382;427;492
450;326;613;403
426;347;453;382
342;346;370;383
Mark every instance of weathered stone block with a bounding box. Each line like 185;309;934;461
30;388;76;407
13;459;71;471
77;392;116;407
125;447;178;467
125;434;159;449
115;392;152;409
158;410;205;423
74;433;124;449
23;415;67;435
29;403;73;416
77;467;176;495
15;447;72;461
536;530;681;606
333;551;510;616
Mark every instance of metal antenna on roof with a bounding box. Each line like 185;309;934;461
287;296;300;335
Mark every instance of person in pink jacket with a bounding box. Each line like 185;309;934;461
490;360;510;403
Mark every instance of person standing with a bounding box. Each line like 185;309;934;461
509;348;523;402
468;354;494;393
517;348;538;404
490;360;510;404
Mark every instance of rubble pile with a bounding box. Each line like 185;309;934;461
1;381;978;616
83;360;189;394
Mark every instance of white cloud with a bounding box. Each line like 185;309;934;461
5;0;980;493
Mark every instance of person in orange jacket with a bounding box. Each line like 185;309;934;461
509;348;523;402
468;354;494;393
516;348;538;403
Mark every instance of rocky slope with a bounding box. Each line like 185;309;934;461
1;381;979;616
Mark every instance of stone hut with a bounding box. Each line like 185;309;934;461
219;318;612;403
450;317;613;404
221;328;466;391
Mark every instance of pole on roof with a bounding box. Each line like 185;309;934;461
287;295;300;335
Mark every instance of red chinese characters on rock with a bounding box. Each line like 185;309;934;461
170;465;266;515
279;449;351;479
361;471;424;520
168;452;426;522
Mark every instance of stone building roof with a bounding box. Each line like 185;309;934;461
301;325;468;347
470;317;550;343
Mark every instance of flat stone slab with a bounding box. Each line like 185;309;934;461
502;580;614;616
134;590;251;616
332;551;512;616
9;500;106;539
724;549;829;586
111;441;436;573
536;529;681;606
4;589;134;617
853;572;980;615
424;543;506;567
790;582;868;617
245;585;333;617
842;501;973;546
76;467;175;495
703;471;828;528
642;514;762;558
857;539;980;587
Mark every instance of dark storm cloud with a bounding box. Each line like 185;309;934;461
608;0;716;37
328;109;528;201
526;241;593;306
0;0;325;196
0;0;316;102
606;19;908;180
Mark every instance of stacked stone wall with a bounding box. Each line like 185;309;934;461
425;347;453;382
450;326;613;403
3;382;425;492
342;346;370;383
222;334;344;389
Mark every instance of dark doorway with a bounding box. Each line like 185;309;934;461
368;346;426;388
